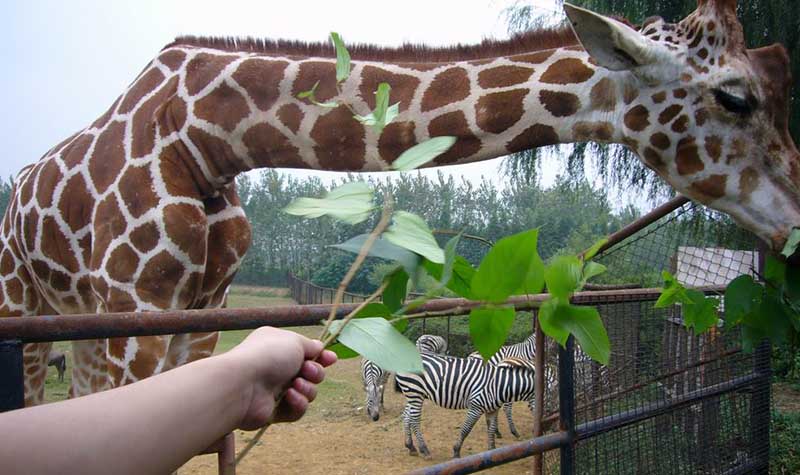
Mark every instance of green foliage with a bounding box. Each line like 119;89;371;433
330;32;351;83
391;137;458;171
384;211;444;264
471;229;544;303
469;306;516;359
771;410;800;475
0;177;11;219
283;181;374;224
330;317;423;374
656;271;719;335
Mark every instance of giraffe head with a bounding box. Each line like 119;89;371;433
566;1;800;252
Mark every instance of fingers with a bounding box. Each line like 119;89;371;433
316;349;338;367
292;377;318;403
298;336;325;360
299;360;325;384
273;387;309;423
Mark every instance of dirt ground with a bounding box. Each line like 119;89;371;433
180;355;545;475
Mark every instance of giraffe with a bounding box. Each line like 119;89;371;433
1;0;797;405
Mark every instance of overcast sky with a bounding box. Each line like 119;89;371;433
0;0;599;194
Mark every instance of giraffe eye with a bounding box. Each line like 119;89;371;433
713;89;754;115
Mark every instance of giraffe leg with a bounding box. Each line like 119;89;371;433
504;402;520;439
162;331;219;372
453;406;484;458
21;342;52;406
69;340;110;398
107;335;170;387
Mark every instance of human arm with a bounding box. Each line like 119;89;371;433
0;327;337;475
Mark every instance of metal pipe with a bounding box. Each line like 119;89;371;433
0;287;726;343
404;431;571;475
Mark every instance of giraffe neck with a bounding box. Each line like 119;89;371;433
165;43;627;191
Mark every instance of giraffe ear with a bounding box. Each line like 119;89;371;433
564;3;666;71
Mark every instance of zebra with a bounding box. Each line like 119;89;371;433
395;352;538;458
360;358;389;421
47;350;67;383
415;334;447;354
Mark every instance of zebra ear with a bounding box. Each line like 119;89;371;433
497;357;535;371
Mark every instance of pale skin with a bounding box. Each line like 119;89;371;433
0;327;337;475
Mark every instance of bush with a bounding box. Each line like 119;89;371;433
771;410;800;474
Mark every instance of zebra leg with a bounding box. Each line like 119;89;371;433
487;413;501;439
504;402;520;439
402;405;417;456
453;407;484;458
486;410;500;450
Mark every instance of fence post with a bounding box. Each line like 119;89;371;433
749;242;770;474
532;312;545;475
0;339;24;412
559;336;575;475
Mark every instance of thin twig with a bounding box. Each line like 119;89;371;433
321;281;390;347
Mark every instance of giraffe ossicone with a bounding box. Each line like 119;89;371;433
1;0;797;405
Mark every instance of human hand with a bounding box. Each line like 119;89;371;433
224;327;337;430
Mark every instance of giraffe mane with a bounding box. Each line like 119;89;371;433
167;24;580;63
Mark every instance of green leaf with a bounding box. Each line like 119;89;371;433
330;318;422;374
310;99;340;108
538;298;570;346
296;80;319;99
328;342;359;359
371;83;391;134
391;137;457;171
330;32;351;83
440;234;462;287
283;182;374;224
384;103;400;126
469;306;516;360
683;290;719;335
384;211;444;264
724;275;763;328
785;264;800;305
765;255;787;286
423;255;476;299
583;261;607;283
559;305;610;365
544;255;583;300
383;268;409;313
354;303;391;318
471;229;544;303
782;228;800;258
654;271;692;308
582;237;608;261
331;234;421;279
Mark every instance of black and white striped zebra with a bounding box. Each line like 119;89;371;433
395;353;538;458
360;358;389;421
415;334;447;354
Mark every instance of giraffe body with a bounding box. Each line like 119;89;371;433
2;0;798;404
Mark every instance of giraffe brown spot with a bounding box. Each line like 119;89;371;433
690;174;727;201
158;143;206;199
61;134;94;169
590;78;616;111
292;61;338;103
119;165;160;219
91;96;121;130
205;216;251;293
477;65;534;89
694;108;708;126
421;67;470;112
77;276;93;309
78;235;92;268
130;222;160;253
400;63;441;72
91;276;109;304
643;147;666;172
650;132;671;150
688;26;704;49
512;51;554;64
624;105;650;132
310;106;366;170
506;124;560;154
671;115;689;133
119;68;165;114
163;203;207;266
19;168;36;206
651;91;667;103
739;167;759;201
0;250;14;276
58;174;95;233
427;111;481;164
184;53;237;97
360;66;421;112
231;59;288;111
243;122;305;169
378;121;417;165
107;288;138;314
193;82;250;133
158;49;186;71
277;104;303;134
23;208;38;253
106;243;140;283
49;269;71;292
31;260;50;286
698;48;709;60
158;95;188;139
623;84;639;104
658;104;683;125
469;59;494;66
5;278;23;305
92;195;127;271
673;89;688;99
540;90;580;118
704;136;722;162
573;122;614;142
540;58;594;85
41;216;80;273
132;76;180;158
35;160;62;209
178;271;204;309
136;250;185;309
187;126;249;179
475;89;528;134
676;137;705;175
89;121;126;194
